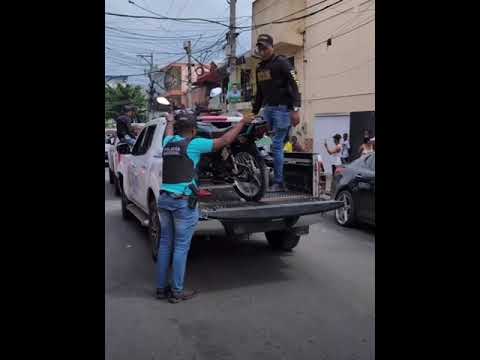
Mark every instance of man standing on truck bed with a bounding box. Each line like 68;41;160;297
156;111;253;303
252;34;301;192
114;105;137;146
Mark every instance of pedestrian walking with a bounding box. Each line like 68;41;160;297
252;34;301;192
324;134;342;175
341;133;350;163
156;111;253;303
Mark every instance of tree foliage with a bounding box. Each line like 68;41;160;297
105;84;147;126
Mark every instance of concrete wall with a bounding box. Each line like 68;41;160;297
303;0;375;140
252;0;306;50
252;0;375;151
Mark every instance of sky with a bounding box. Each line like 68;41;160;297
105;0;253;87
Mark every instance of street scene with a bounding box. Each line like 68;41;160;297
106;0;374;359
106;169;375;360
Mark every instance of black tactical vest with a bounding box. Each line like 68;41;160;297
162;138;195;184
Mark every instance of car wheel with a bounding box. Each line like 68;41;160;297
148;198;161;263
265;230;300;251
335;190;356;226
108;168;115;184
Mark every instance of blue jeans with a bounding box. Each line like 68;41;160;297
263;105;291;185
156;192;199;294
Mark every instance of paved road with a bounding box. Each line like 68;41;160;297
105;170;375;360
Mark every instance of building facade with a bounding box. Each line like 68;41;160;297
154;63;209;108
252;0;375;152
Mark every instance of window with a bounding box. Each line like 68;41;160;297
133;125;157;156
141;125;157;154
131;128;146;155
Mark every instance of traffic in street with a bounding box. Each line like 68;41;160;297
105;169;375;360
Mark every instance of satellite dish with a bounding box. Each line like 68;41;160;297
156;97;170;105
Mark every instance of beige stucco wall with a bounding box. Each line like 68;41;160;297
252;0;375;150
303;0;375;140
252;0;305;50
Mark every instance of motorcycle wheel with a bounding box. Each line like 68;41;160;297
231;145;266;202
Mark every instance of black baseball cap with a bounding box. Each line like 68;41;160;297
256;34;274;48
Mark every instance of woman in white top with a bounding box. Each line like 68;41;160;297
359;137;374;155
324;134;343;175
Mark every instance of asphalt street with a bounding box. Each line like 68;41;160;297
105;169;375;360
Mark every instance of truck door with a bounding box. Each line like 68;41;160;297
134;125;157;210
127;128;147;204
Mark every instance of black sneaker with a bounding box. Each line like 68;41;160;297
268;183;287;192
155;286;172;300
168;289;198;303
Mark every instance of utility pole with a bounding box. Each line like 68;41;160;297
184;40;192;108
137;53;154;119
228;0;237;112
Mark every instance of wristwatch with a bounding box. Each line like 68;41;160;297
293;107;300;112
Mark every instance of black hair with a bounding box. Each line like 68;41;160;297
123;105;136;113
333;133;342;144
343;133;348;138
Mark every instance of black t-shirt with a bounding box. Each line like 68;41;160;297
252;54;301;114
115;115;135;139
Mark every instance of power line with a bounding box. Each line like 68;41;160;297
106;0;343;30
305;16;375;51
247;0;344;30
105;12;231;28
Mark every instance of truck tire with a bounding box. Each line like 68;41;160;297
265;230;301;251
121;185;132;221
148;197;161;263
108;168;115;184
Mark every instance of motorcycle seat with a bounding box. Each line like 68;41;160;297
196;122;233;139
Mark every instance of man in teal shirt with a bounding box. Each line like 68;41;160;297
156;111;253;302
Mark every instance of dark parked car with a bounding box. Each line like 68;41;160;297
331;153;375;226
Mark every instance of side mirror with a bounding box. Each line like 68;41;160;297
117;143;131;155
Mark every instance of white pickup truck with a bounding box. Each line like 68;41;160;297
116;117;343;261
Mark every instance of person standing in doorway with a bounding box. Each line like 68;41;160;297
341;133;350;164
252;34;301;192
324;134;342;175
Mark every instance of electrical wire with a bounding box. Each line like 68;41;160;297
306;16;375;51
106;1;344;30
